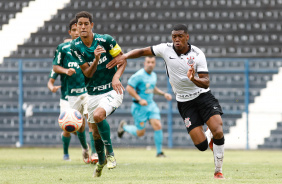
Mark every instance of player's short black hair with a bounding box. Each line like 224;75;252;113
172;24;188;34
75;11;93;23
69;18;77;30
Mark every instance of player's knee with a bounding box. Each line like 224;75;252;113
137;129;146;137
212;128;224;139
195;139;208;151
63;131;71;137
93;114;104;123
153;123;162;130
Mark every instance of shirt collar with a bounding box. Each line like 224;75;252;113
173;42;191;56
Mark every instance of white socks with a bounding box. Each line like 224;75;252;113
213;144;224;173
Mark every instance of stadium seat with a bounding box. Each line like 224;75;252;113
0;0;33;30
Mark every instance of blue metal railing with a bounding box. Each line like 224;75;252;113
244;59;250;150
18;59;23;147
1;58;282;148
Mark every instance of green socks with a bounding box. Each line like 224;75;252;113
96;119;114;155
62;135;71;155
89;132;96;154
94;139;106;164
77;130;88;149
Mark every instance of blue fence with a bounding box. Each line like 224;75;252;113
1;58;281;148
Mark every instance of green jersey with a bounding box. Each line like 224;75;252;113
70;33;122;95
53;41;87;96
48;69;68;100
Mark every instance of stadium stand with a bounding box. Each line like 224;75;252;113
9;0;282;58
0;0;282;149
0;0;34;30
259;122;282;149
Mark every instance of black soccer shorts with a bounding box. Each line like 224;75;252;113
177;91;223;133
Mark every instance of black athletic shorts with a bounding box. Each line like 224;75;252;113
177;91;223;133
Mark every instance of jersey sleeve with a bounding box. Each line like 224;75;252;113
151;43;167;57
49;69;58;79
128;73;140;89
196;50;208;73
52;44;66;66
70;41;87;66
104;34;122;58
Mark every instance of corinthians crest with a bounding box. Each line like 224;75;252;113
184;117;192;128
187;56;195;66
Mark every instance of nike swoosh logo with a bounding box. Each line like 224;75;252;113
169;56;176;59
213;107;218;109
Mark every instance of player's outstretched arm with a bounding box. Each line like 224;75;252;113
154;87;172;101
80;45;105;78
53;65;76;76
112;53;127;94
47;78;61;93
106;47;154;69
187;65;210;89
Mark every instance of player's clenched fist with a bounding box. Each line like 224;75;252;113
66;68;76;76
187;64;195;81
94;45;106;63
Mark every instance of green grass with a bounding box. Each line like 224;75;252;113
0;148;282;184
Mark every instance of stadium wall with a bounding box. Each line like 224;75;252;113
0;0;70;63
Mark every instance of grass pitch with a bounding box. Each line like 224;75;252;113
0;147;281;184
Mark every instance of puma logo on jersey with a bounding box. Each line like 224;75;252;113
75;41;82;45
95;38;106;42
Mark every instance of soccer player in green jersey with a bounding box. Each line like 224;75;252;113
70;11;126;177
51;18;97;164
48;68;72;160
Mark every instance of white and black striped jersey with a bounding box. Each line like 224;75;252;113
151;43;210;102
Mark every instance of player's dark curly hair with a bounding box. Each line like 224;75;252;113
75;11;93;23
172;24;188;33
68;18;77;30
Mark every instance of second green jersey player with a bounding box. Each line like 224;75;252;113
71;11;126;178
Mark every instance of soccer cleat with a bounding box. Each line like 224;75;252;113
106;155;117;169
93;160;107;177
91;153;99;164
214;172;225;179
63;154;71;161
82;143;90;164
117;120;127;138
156;152;166;157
